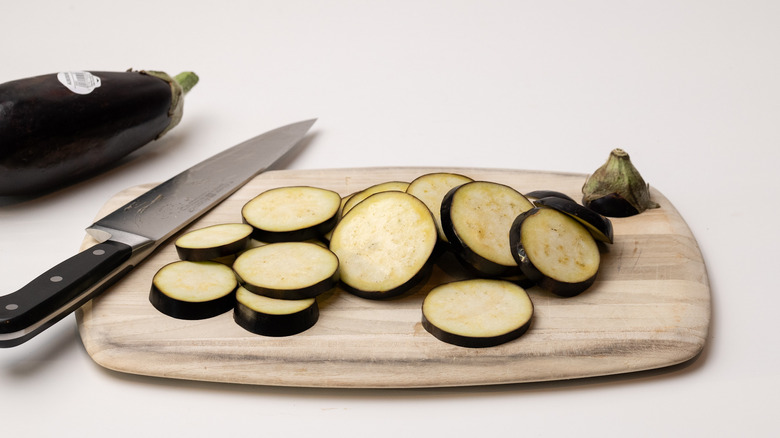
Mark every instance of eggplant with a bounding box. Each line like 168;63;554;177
440;181;534;277
421;279;533;348
0;69;198;196
581;148;659;217
329;191;437;299
341;180;410;216
175;223;253;262
234;287;319;337
585;193;641;218
509;207;600;297
242;186;342;242
232;242;339;300
322;194;352;242
524;190;576;203
405;172;473;243
533;196;614;244
149;261;237;320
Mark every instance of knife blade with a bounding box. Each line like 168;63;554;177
0;118;316;347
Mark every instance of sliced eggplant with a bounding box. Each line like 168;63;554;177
340;181;410;216
510;207;600;297
322;193;352;242
149;261;237;320
329;191;437;299
524;190;576;203
234;286;319;337
533;196;614;244
0;69;198;196
440;181;534;277
422;279;533;348
232;241;339;300
405;172;473;243
241;186;341;242
175;223;253;261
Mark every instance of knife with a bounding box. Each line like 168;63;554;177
0;119;316;347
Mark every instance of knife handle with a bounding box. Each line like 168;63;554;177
0;241;133;347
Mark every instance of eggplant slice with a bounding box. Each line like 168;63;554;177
406;172;473;243
341;181;410;216
329;191;438;299
149;261;237;319
234;287;319;337
441;181;534;277
232;242;339;300
422;279;533;348
241;186;341;242
175;223;253;261
510;207;600;297
524;190;576;203
322;194;353;242
533;196;614;244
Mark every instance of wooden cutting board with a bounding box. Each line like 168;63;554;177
76;167;710;388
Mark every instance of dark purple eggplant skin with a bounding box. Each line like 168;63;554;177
0;71;180;196
234;300;319;337
524;190;576;203
175;235;252;262
238;269;339;300
422;312;532;348
149;285;237;320
583;193;641;217
245;213;339;243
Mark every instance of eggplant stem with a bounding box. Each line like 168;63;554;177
174;72;199;95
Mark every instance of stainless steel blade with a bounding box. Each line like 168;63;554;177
87;119;316;246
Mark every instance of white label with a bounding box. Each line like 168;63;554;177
57;71;102;95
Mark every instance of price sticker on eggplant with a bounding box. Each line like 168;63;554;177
57;71;102;95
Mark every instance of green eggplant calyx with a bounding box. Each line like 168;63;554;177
581;148;660;216
140;70;199;139
174;71;199;95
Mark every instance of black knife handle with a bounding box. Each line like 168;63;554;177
0;240;133;347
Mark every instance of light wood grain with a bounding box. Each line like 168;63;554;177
75;167;710;388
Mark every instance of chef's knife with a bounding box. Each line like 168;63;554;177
0;119;316;347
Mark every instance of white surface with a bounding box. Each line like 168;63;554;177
1;0;777;436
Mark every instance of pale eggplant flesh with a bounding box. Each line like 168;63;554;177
149;261;237;320
329;191;438;299
174;223;253;262
241;186;342;243
440;181;533;277
533;196;614;244
422;279;534;348
232;242;340;300
510;207;600;297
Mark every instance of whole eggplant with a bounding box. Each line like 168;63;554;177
0;69;198;196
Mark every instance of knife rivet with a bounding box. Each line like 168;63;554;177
50;276;63;283
5;304;18;311
93;249;105;256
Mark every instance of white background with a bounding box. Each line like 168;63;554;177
1;1;778;436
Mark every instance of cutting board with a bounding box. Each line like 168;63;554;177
76;167;710;388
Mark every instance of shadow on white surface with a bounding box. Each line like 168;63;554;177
1;320;81;376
